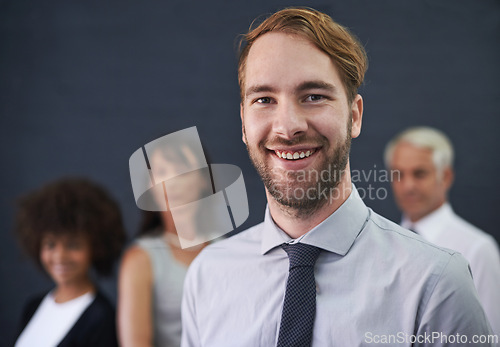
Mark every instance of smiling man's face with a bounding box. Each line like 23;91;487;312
240;32;362;214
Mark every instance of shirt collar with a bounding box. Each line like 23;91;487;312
261;185;370;256
401;202;453;238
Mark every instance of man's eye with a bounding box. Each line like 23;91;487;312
305;95;324;102
414;170;428;179
256;97;271;104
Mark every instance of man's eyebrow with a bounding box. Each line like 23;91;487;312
245;85;276;97
244;81;337;98
296;81;337;93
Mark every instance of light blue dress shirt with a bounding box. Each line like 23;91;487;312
182;189;495;346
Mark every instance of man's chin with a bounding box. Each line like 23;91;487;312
401;205;426;221
266;180;340;215
272;195;327;218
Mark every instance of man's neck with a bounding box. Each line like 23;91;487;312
267;176;352;239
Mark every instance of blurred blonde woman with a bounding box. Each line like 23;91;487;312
118;142;212;347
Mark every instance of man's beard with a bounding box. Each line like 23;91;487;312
245;119;352;218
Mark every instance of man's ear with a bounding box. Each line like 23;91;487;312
351;94;363;138
240;103;247;144
443;167;454;191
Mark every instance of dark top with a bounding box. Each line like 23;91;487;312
16;290;118;347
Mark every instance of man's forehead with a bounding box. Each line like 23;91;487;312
396;142;433;155
246;32;327;68
249;31;314;52
244;32;344;95
393;142;435;166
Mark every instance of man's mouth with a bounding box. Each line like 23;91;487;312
274;148;317;160
400;195;421;204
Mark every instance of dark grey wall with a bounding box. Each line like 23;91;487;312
1;0;499;345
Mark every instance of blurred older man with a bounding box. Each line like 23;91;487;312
385;126;500;335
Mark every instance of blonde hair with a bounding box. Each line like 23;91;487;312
384;126;454;176
238;7;368;104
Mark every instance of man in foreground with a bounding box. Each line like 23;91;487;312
385;126;500;335
181;8;494;346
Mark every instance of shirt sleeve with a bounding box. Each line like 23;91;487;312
416;253;497;347
181;258;202;347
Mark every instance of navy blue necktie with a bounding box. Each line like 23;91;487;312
277;243;321;347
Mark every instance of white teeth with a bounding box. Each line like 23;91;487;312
275;149;316;160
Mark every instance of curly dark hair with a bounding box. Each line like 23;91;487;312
15;177;127;276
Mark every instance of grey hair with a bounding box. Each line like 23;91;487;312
384;127;454;175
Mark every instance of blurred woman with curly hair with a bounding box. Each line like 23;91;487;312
14;177;126;347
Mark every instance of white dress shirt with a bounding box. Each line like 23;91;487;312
182;189;494;346
402;202;500;335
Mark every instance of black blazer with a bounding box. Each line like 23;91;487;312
16;290;118;347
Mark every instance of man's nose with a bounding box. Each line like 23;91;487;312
271;101;308;139
400;176;417;191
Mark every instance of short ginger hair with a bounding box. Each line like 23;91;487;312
238;7;368;104
15;177;127;276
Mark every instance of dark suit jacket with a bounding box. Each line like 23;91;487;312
16;290;118;347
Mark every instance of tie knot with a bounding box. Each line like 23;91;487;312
282;243;321;269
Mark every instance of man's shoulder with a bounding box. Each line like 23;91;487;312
447;210;496;242
448;213;500;269
213;222;263;248
191;222;264;266
366;210;475;289
367;209;458;258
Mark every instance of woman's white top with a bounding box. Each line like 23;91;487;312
15;291;95;347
